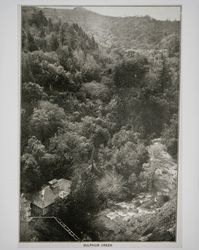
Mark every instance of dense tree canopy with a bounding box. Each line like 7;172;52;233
20;7;180;242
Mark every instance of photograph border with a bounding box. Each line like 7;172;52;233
18;3;182;248
1;0;199;249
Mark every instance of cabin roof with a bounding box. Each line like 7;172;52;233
31;178;72;209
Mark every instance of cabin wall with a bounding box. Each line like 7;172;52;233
31;204;43;216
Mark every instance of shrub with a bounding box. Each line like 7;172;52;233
96;171;127;204
30;101;65;142
161;114;178;159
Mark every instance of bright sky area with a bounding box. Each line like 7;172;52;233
43;6;181;21
85;6;181;20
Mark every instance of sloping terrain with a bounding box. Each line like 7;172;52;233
92;140;177;241
40;7;180;50
93;198;176;241
145;139;178;197
20;6;180;242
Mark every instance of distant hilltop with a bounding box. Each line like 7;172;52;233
23;6;180;50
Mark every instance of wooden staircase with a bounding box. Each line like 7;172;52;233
54;217;80;241
30;216;80;241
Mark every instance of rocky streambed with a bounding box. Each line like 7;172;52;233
92;140;178;242
93;194;177;241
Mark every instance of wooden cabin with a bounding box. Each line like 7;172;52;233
31;178;72;216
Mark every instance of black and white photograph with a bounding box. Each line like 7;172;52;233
20;5;181;243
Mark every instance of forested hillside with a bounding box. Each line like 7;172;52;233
41;7;180;51
20;6;180;242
